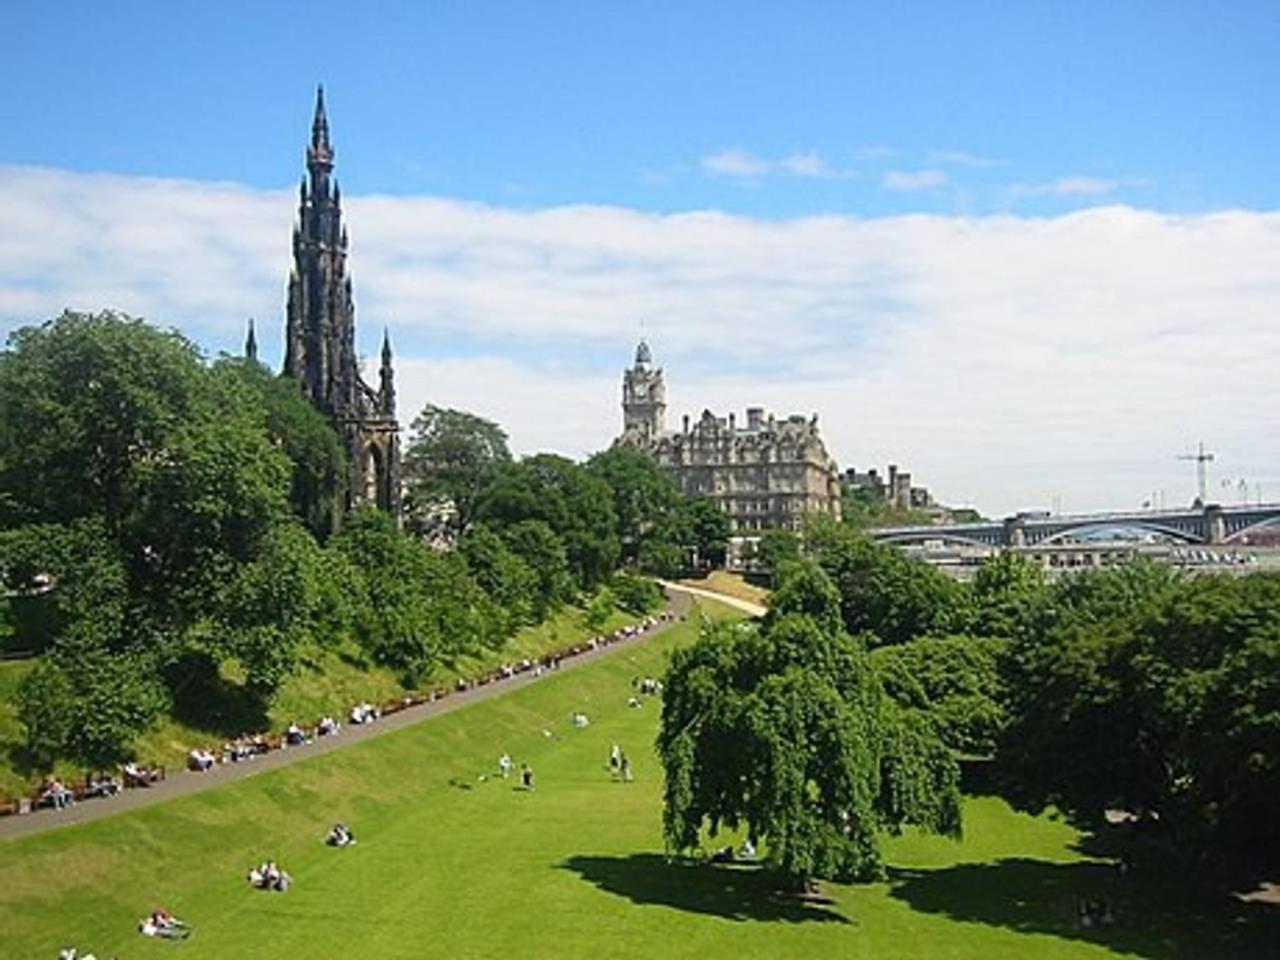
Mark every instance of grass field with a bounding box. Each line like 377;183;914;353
1;602;1275;959
677;570;770;607
0;602;641;800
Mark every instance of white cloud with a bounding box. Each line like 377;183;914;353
882;169;948;191
701;149;854;181
930;149;1000;168
1009;176;1136;198
701;149;771;179
1;164;1278;517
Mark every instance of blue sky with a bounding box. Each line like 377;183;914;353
1;3;1278;515
5;2;1277;216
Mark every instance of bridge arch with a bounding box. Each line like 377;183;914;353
1033;522;1202;546
875;531;999;549
1225;515;1280;544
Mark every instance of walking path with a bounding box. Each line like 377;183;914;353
658;579;768;618
0;588;705;842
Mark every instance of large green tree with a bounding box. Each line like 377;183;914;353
805;520;972;646
215;358;346;540
476;453;620;589
658;561;961;887
403;404;512;538
998;567;1280;862
586;445;689;573
0;312;326;763
331;507;499;684
871;635;1007;756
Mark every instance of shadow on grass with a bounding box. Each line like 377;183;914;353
562;853;850;924
889;857;1280;960
166;652;268;738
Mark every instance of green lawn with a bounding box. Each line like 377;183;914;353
1;604;1274;959
0;602;645;800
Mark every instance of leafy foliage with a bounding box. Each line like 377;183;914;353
804;520;971;645
403;404;512;538
609;571;664;614
0;313;329;762
969;552;1046;640
477;453;620;589
214;358;347;540
998;567;1280;862
871;636;1007;755
659;561;962;886
586;445;690;574
687;498;731;570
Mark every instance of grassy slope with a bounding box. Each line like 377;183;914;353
1;604;641;800
2;603;1275;959
0;659;35;796
677;570;770;606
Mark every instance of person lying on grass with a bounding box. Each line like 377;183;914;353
139;906;191;939
326;822;357;847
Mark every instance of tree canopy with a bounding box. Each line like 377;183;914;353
658;560;961;886
403;404;511;538
997;568;1280;861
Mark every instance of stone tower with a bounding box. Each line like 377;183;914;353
284;86;401;521
621;339;666;443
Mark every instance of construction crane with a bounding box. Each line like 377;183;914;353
1178;442;1214;504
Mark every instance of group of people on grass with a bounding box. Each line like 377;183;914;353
608;744;634;782
497;752;536;789
247;859;292;892
326;822;357;847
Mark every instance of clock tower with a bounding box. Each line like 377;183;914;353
621;340;666;442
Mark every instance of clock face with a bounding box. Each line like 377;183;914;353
633;381;648;400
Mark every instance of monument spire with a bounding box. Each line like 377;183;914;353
282;87;401;524
310;84;332;161
244;318;258;363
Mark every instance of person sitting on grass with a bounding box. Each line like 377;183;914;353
285;721;308;746
326;822;357;847
317;715;339;736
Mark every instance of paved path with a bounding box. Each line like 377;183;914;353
658;579;768;618
0;588;702;842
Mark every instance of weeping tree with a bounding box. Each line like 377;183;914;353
657;561;961;887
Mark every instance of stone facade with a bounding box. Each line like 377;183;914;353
280;87;401;522
618;341;842;533
844;464;934;509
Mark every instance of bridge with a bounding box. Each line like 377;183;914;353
869;503;1280;549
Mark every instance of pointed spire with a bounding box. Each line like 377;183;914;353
244;318;258;363
312;84;330;150
307;84;334;169
379;328;396;416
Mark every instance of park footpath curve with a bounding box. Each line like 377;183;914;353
0;583;762;842
657;580;767;618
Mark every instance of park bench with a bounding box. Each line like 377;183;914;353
123;764;166;788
